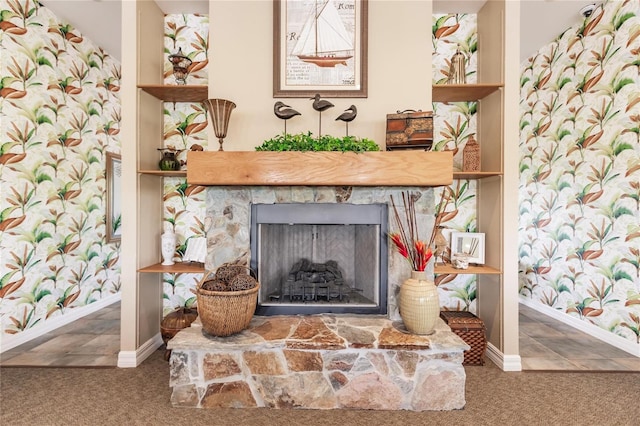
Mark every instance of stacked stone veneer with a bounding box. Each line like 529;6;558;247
169;314;469;411
205;186;435;320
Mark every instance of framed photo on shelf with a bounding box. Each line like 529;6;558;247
273;0;368;98
450;232;485;264
105;151;122;243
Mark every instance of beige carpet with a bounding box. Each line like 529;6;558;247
1;349;638;425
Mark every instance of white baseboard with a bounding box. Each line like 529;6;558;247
117;333;163;368
485;342;522;371
519;298;640;357
1;293;121;353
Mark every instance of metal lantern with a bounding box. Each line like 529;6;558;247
168;48;192;85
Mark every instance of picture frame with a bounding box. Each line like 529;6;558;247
273;0;368;98
105;151;122;243
450;232;485;265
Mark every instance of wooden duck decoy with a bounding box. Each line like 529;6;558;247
310;93;334;137
274;101;301;134
335;105;357;136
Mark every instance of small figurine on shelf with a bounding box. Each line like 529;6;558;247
433;225;449;265
447;46;466;84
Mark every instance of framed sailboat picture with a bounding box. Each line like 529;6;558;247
273;0;368;98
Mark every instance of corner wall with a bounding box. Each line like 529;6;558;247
519;0;640;353
0;1;121;349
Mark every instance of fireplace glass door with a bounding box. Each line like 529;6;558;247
250;203;388;315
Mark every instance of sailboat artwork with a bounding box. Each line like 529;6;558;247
276;0;366;97
292;0;354;68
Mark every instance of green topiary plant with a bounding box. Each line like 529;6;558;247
255;132;379;152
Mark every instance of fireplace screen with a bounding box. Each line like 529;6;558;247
250;203;388;315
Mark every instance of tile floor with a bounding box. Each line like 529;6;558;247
0;302;120;368
2;301;640;370
519;304;640;371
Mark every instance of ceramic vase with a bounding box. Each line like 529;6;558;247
399;270;440;335
161;231;176;266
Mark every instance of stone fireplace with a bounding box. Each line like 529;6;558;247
174;152;467;412
205;186;436;320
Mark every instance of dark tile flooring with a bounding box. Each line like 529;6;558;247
2;301;639;370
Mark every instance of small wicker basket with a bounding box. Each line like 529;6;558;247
196;266;259;337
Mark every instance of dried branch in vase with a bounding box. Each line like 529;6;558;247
389;192;433;272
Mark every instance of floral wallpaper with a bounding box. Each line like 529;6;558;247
161;14;209;315
0;0;121;336
432;13;480;312
519;0;640;345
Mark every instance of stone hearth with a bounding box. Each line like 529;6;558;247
169;315;469;411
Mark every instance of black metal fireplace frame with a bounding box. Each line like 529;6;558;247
250;203;388;316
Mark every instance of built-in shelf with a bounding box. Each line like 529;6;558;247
432;84;503;102
453;171;503;180
435;264;501;275
138;84;208;102
138;169;187;177
139;262;205;274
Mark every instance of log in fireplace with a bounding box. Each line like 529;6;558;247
250;203;388;315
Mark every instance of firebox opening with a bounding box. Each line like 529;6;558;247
250;203;388;315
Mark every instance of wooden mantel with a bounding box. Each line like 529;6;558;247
186;151;453;186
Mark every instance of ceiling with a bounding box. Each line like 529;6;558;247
43;0;600;64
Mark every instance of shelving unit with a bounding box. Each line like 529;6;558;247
429;1;520;371
120;0;211;367
135;85;206;274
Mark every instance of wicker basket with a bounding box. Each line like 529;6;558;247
196;268;259;337
440;310;487;366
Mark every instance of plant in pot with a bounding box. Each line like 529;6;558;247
255;131;379;152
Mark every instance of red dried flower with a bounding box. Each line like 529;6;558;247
389;192;435;272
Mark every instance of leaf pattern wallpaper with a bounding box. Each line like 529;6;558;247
161;14;209;315
519;0;640;346
0;0;121;337
432;13;479;312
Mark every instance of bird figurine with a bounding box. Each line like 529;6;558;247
274;101;301;135
310;93;334;137
335;105;357;136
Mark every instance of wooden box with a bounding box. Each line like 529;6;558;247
385;110;433;150
440;310;487;366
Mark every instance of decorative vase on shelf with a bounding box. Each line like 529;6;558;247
462;135;480;172
399;270;440;335
161;230;176;266
158;148;181;171
203;98;236;151
447;46;466;84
